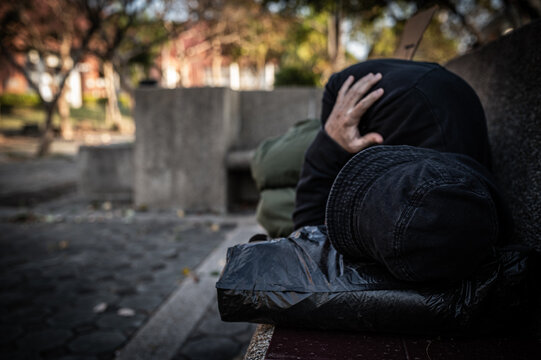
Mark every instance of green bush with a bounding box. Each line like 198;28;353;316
274;66;319;86
118;93;132;109
82;94;107;106
0;93;41;107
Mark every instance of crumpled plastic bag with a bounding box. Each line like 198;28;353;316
216;226;538;335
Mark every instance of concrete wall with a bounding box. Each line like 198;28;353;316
133;87;322;212
134;87;240;212
237;88;323;150
78;143;133;200
446;20;541;250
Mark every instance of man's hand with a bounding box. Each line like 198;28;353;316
324;73;384;153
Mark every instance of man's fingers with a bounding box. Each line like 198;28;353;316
345;72;382;106
351;88;384;118
351;132;384;152
337;75;355;101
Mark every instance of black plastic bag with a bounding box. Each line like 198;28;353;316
216;226;538;334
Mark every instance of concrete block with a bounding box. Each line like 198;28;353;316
238;87;323;150
78;143;134;200
134;87;240;212
446;20;541;249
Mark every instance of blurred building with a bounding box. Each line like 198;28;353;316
0;52;106;108
158;23;275;90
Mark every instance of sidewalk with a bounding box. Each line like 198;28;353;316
0;155;259;360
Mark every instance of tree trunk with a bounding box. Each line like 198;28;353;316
58;89;73;140
37;104;56;157
104;60;122;131
211;40;222;86
328;1;345;72
59;34;74;140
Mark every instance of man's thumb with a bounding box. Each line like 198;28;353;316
352;132;383;152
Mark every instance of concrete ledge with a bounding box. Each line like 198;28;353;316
77;143;134;201
238;88;323;150
226;150;255;170
134;87;240;212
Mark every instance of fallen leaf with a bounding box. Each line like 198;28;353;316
58;240;69;250
210;223;220;232
176;209;185;218
118;308;135;317
182;267;200;283
93;302;107;313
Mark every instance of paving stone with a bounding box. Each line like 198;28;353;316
150;262;166;271
161;248;179;259
0;325;23;345
0;256;27;270
68;330;126;354
110;283;137;297
197;311;253;337
74;293;119;310
233;324;257;344
88;272;115;282
128;252;145;260
118;294;163;313
1;192;242;360
0;272;24;289
0;291;32;308
33;292;76;307
74;283;98;295
17;329;72;352
48;308;96;328
40;345;69;359
199;318;252;338
73;323;98;335
0;350;41;360
26;278;56;293
136;273;154;283
135;281;174;297
180;336;241;360
96;313;146;331
2;306;51;324
112;261;132;271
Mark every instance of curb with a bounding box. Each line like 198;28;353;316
116;221;260;360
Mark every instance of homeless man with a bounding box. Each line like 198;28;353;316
293;59;512;282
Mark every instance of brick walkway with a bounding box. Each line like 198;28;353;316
0;203;239;359
0;144;258;360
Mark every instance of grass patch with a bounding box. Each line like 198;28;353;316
0;104;133;131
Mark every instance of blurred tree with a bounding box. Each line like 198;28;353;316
274;66;320;86
0;0;103;156
266;0;540;72
0;0;179;155
88;1;180;131
278;10;330;85
264;0;384;71
184;0;292;86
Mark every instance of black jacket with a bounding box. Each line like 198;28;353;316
293;59;493;229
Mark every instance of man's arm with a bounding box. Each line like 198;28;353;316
293;73;384;229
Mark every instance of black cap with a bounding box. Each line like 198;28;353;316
326;145;503;282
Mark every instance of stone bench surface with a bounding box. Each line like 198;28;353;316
255;326;541;360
